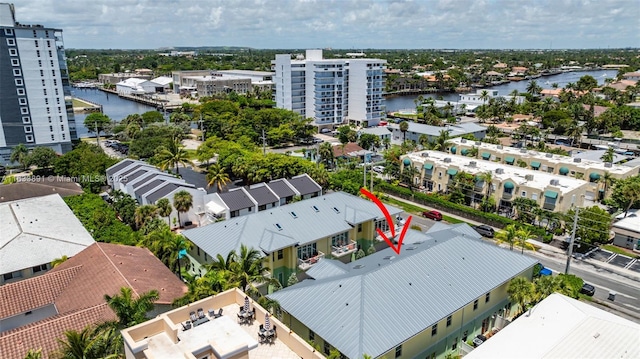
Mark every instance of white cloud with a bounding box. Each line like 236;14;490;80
10;0;640;49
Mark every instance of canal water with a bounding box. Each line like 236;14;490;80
385;69;613;112
71;88;156;138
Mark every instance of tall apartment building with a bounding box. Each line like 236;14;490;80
273;49;386;127
0;3;76;164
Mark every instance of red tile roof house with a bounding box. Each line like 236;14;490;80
0;243;187;359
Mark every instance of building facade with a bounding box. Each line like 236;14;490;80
273;50;386;127
0;3;76;164
171;69;273;96
400;150;590;213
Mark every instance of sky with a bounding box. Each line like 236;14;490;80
11;0;640;50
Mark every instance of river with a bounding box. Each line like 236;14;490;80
71;88;157;138
384;69;614;113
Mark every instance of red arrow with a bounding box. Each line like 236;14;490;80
360;188;412;255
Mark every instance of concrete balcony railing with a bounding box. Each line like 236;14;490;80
297;251;325;271
331;240;358;258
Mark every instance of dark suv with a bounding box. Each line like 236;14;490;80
580;283;595;296
473;225;495;238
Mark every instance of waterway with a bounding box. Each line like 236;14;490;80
71;88;156;138
385;69;613;113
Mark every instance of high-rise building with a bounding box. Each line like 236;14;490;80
0;3;76;165
273;49;386;127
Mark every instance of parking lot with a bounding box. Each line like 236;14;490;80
585;248;639;273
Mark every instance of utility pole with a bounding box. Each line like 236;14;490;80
565;208;579;274
95;121;100;147
261;129;267;155
198;114;205;142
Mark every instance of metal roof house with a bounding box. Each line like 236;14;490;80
388;122;487;144
268;223;537;359
286;174;322;199
182;192;403;287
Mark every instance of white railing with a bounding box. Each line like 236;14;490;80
331;241;358;258
297;251;325;271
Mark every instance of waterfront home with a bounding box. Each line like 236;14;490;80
269;224;537;359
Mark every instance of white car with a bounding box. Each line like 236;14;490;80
373;166;385;173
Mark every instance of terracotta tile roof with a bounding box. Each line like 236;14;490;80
581;104;609;118
0;178;84;203
0;304;114;359
332;143;365;158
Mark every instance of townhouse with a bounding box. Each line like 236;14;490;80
387;122;487;144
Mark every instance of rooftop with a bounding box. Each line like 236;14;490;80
0;177;83;203
269;224;537;359
388;122;486;137
465;293;640;359
571;149;630;164
219;188;257;211
613;210;640;233
449;138;639;175
286;174;322;196
183;192;402;257
358;126;392;136
403;150;588;194
0;194;95;275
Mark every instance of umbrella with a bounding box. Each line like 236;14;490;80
264;313;271;331
244;296;250;313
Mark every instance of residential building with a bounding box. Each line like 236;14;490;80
106;159;207;227
268;224;537;359
121;288;323;359
0;176;83;202
182;192;402;287
612;210;640;252
204;174;322;221
622;71;640;81
98;71;152;85
388;122;487;144
0;194;95;285
0;242;187;359
171;69;274;96
0;3;77;164
332;142;373;163
400;150;590;213
466;293;640;359
448;138;640;200
114;76;173;95
358;126;392;143
273;49;386;127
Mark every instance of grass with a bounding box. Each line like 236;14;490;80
602;244;639;258
381;197;468;225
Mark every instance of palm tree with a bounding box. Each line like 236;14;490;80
600;147;615;164
433;129;452;152
156;198;172;226
526;80;541;97
231;244;271;295
10;143;29;170
134;204;158;230
164;235;192;279
495;224;518;251
206;163;231;192
479;90;489;105
399;121;410;142
478;171;493;200
173;190;193;228
155;138;194;175
24;349;42;359
601;171;616;199
534;275;560;303
55;325;120;359
104;287;159;328
507;277;534;315
516;227;535;254
318;142;334;169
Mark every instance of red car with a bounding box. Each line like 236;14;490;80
422;210;443;221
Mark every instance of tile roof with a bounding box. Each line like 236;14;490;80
0;243;187;359
219;188;256;211
333;142;365;158
0;179;83;203
286;174;322;197
269;225;537;359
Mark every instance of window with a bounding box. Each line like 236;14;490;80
16;88;25;96
45;98;49;105
323;342;331;355
36;50;40;57
297;243;317;261
11;58;19;66
52;69;56;76
462;330;469;342
15;78;23;86
32;264;48;273
56;98;60;104
50;60;54;67
485;292;491;303
19;98;27;105
48;116;52;123
26;135;34;142
24;125;32;133
20;107;29;115
43;89;47;95
473;299;479;310
395;345;402;358
35;39;39;46
40;69;44;76
55;88;59;95
38;59;42;66
531;193;538;200
62;133;66;140
47;40;51;47
7;38;15;46
4;28;13;35
60;124;64;131
9;48;17;56
51;134;55;141
48;50;53;57
22;116;30;124
431;324;438;336
452;337;458;351
358;223;362;232
309;330;315;341
33;30;37;37
13;68;21;76
54;79;57;86
446;315;452;327
331;231;349;247
521;191;527;197
42;79;46;86
276;249;284;260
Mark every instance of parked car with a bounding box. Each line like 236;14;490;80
473;224;495;238
580;283;595;296
373;165;385;173
0;165;5;176
320;128;331;134
422;210;443;221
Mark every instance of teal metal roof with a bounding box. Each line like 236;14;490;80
423;163;434;170
530;161;541;168
482;152;491;159
559;167;569;175
461;149;469;156
447;168;458;176
504;181;515;190
450;146;457;154
590;172;601;180
544;190;558;199
505;156;515;163
403;158;411;166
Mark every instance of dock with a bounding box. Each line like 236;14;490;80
98;88;184;111
72;97;102;113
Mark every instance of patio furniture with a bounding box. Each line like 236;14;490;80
189;311;197;322
197;308;205;319
181;321;192;331
213;308;223;319
208;309;215;318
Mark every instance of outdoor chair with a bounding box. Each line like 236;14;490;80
208;309;215;318
189;311;197;322
214;308;223;318
181;321;192;330
258;330;266;343
197;308;205;319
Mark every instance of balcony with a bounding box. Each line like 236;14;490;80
331;240;358;258
543;202;556;211
297;251;325;271
502;192;513;200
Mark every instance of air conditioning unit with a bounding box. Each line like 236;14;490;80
497;145;503;149
461;138;467;143
604;162;612;168
573;158;582;163
444;158;452;163
546;153;553;158
496;168;504;174
520;149;527;153
550;179;560;186
421;152;429;157
475;141;482;146
525;174;534;181
469;161;477;167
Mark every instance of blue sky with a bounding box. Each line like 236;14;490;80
12;0;640;49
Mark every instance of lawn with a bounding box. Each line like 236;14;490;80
602;244;639;259
381;197;467;225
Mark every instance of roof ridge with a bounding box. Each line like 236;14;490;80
357;273;366;358
96;243;139;298
1;202;24;250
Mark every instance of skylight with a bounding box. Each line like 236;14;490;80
274;223;283;231
333;207;340;214
312;205;319;212
290;211;298;219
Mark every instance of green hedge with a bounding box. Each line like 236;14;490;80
375;182;546;237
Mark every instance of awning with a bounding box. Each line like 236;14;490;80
544;190;558;199
450;146;457;154
447;169;458;176
206;201;226;215
504;181;515;190
461;149;469;156
505;156;515;164
481;152;491;160
589;172;601;181
530;161;541;168
403;158;411;166
423;163;433;170
559;167;569;175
